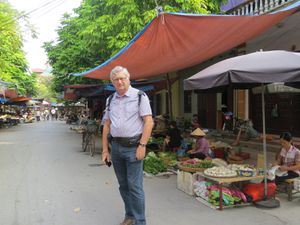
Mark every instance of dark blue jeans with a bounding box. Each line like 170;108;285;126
111;141;146;225
275;170;299;185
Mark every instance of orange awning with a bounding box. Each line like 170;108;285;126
73;2;300;80
10;97;32;102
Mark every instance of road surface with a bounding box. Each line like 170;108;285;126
0;121;299;225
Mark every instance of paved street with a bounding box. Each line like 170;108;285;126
0;121;299;225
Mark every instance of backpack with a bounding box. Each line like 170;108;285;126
105;90;145;112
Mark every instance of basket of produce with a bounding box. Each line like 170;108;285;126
204;166;237;178
227;164;257;177
178;156;190;162
178;159;214;173
238;170;256;177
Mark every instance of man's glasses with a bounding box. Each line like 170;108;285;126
112;77;128;82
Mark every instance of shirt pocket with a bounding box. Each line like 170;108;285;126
125;99;139;113
109;101;120;118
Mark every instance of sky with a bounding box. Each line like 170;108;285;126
8;0;82;70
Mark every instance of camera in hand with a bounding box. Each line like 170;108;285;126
105;159;112;167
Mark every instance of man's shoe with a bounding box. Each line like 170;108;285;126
120;218;135;225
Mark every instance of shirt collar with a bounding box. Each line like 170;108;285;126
286;145;295;152
115;85;133;98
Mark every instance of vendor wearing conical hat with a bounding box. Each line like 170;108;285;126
191;127;206;137
189;128;211;159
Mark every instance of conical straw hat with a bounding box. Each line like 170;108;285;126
191;128;206;136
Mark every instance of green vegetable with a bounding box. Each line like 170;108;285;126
181;159;213;168
144;152;167;175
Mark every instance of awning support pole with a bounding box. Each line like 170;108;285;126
166;73;173;120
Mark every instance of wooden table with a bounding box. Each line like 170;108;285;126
198;173;264;210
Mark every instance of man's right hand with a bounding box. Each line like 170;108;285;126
101;150;110;162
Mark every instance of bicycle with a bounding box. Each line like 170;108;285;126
233;117;249;133
232;118;259;145
82;122;98;157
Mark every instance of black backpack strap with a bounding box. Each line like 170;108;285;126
106;92;115;111
137;90;145;106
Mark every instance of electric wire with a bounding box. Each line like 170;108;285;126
0;0;62;29
1;0;60;25
17;0;64;20
29;0;67;19
0;0;65;30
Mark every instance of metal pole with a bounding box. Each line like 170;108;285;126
166;74;173;120
261;84;268;198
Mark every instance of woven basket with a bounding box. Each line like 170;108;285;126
178;157;190;162
227;158;244;164
177;164;206;173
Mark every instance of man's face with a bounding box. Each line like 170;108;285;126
111;71;130;94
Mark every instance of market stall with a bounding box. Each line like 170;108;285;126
176;158;271;210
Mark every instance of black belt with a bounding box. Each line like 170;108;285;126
112;134;142;147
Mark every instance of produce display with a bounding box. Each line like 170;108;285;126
227;164;256;177
204;166;237;177
212;158;228;167
158;152;178;167
179;159;214;169
147;137;164;144
207;185;249;206
144;152;167;175
144;151;179;175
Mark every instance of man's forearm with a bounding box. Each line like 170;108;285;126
102;123;110;153
140;116;153;145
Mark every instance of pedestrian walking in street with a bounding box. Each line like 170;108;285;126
35;109;41;121
50;108;56;120
101;66;153;225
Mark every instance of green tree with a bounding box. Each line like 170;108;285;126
35;73;56;102
44;0;224;92
0;1;37;96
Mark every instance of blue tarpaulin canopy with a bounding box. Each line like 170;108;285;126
0;97;8;103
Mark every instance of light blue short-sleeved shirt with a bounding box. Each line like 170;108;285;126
103;86;152;137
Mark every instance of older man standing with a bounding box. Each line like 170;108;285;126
101;66;153;225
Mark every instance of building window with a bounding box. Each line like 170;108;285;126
184;91;192;113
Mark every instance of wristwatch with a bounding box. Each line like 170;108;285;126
139;142;147;147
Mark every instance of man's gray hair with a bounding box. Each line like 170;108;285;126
110;66;130;80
